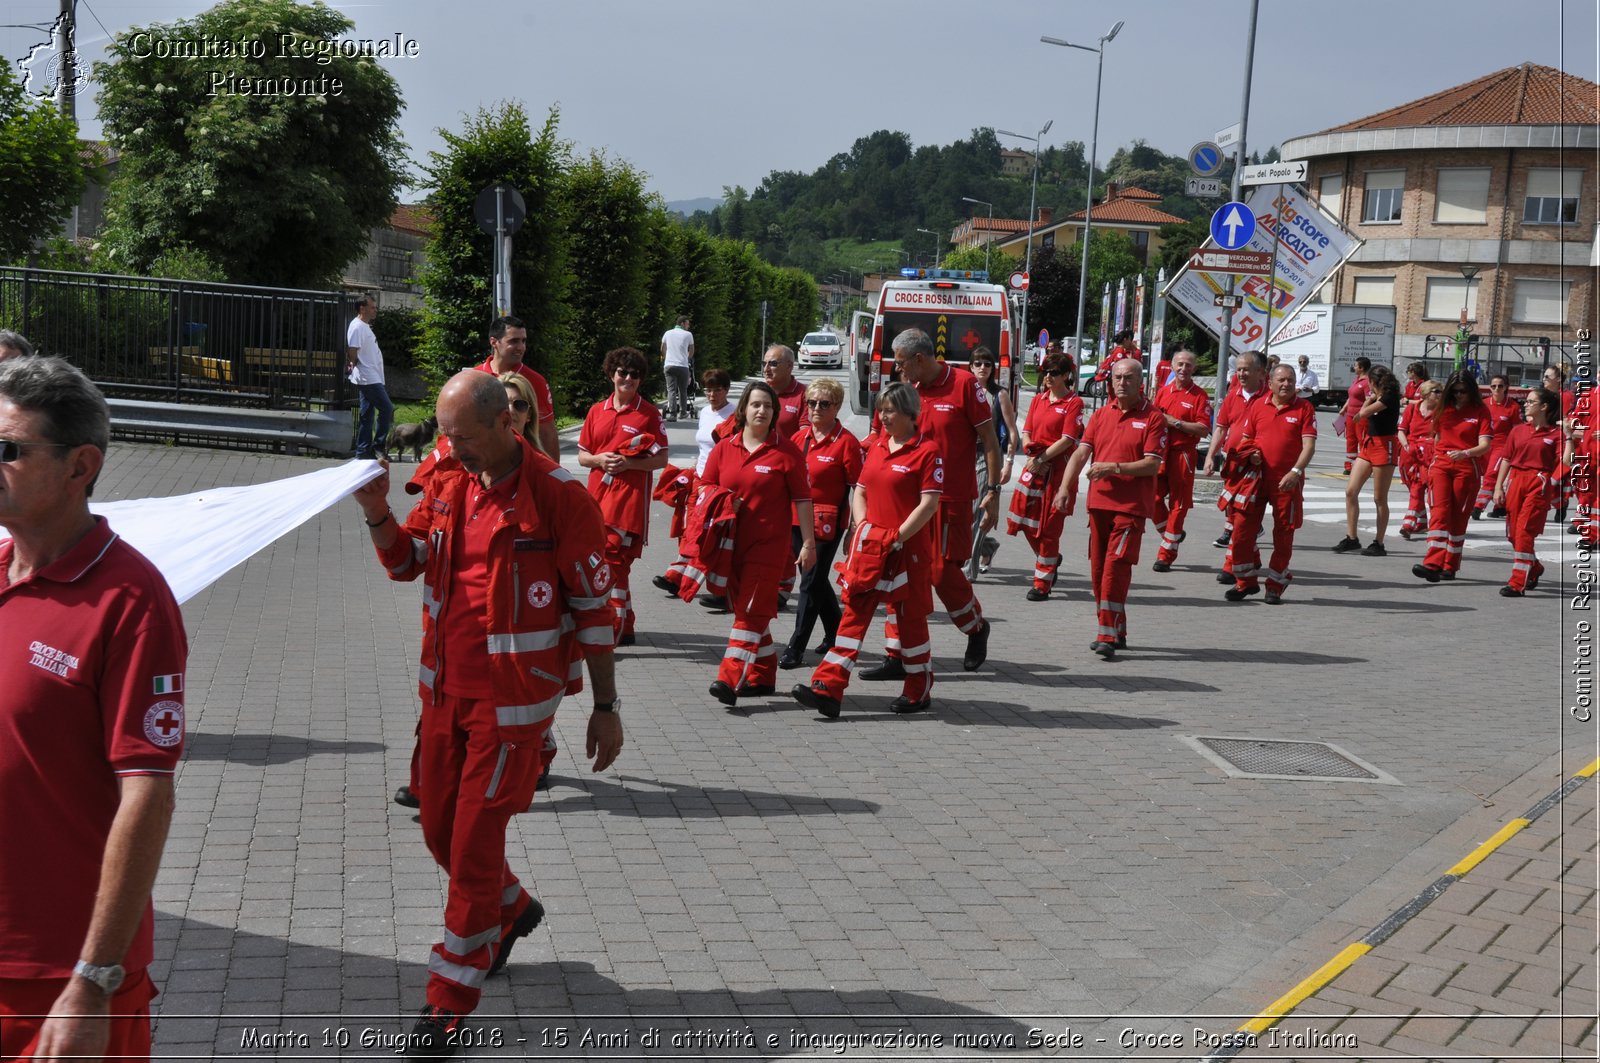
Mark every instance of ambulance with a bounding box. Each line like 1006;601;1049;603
847;268;1021;416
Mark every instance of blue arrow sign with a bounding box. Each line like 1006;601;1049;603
1210;201;1255;251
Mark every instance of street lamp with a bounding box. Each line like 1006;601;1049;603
1043;19;1123;360
892;247;909;266
997;119;1053;354
916;227;940;268
960;196;994;275
1456;264;1480;368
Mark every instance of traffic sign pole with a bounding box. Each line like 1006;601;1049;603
1214;0;1260;431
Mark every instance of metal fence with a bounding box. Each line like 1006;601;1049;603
0;267;354;409
1418;333;1567;387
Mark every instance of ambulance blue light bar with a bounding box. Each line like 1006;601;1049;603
896;268;990;282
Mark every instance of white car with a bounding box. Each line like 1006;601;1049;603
797;331;844;369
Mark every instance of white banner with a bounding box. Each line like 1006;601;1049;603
1162;183;1362;350
2;460;385;604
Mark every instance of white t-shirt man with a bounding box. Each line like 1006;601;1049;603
661;324;694;369
1295;363;1319;399
347;315;385;386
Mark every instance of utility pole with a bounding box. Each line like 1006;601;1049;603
1214;0;1260;411
57;0;76;124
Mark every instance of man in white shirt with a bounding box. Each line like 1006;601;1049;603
1295;355;1320;402
659;316;695;421
346;295;393;460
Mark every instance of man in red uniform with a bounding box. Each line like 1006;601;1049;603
1341;357;1372;474
1202;350;1267;568
863;328;1000;676
478;315;559;458
0;357;187;1062
761;344;812;438
1225;364;1318;604
354;370;623;1058
1472;375;1522;518
1150;348;1211;572
1056;357;1167;659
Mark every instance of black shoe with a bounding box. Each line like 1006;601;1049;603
1175;531;1187;544
651;574;675;593
1152;560;1172;573
1090;641;1115;659
778;649;805;670
1216;570;1234;584
709;681;738;706
1213;532;1231;548
1439;570;1456;581
963;619;990;672
1500;585;1524;597
1360;541;1387;557
1528;569;1542;591
813;639;833;655
1471;507;1484;520
1263;591;1283;604
860;658;906;681
1331;536;1361;553
1412;564;1441;583
1399;528;1413;540
616;631;636;647
792;683;841;719
777;594;791;610
535;764;551;791
1224;585;1260;602
1026;587;1050;601
394;785;420;809
1115;634;1127;649
890;694;931;714
736;683;775;698
1556;507;1569;522
406;1006;464;1061
488;898;545;976
700;595;729;611
1491;507;1507;519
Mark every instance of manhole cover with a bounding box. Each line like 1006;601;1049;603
1183;736;1399;784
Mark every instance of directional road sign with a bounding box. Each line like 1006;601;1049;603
1240;160;1308;186
1188;248;1274;275
1188;141;1224;178
1213;294;1243;309
1209;202;1255;250
1185;177;1222;198
1215;123;1241;150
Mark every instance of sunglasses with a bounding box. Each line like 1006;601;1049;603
509;398;530;412
614;369;642;379
970;361;994;368
0;438;72;463
1042;368;1065;376
806;399;834;409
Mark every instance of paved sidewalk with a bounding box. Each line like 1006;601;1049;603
80;407;1595;1061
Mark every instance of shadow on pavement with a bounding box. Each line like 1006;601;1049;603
539;775;882;818
151;915;1041;1057
182;731;387;766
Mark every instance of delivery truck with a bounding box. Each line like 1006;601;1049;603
1265;303;1397;406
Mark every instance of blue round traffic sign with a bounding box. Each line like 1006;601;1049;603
1188;141;1224;178
1037;329;1049;349
1210;201;1256;251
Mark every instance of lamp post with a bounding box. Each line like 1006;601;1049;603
1043;19;1123;360
998;119;1053;355
960;196;994;275
1456;264;1479;368
916;227;940;268
892;247;909;267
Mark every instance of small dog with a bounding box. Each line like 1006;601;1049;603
387;416;438;462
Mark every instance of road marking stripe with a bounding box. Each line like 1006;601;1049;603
1446;818;1530;876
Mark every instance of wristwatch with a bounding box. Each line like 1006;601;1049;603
594;697;620;715
73;960;125;996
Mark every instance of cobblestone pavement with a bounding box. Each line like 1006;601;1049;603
88;390;1594;1061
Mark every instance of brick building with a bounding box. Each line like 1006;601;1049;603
1282;63;1598;377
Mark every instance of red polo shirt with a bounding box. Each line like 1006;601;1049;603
1504;423;1562;472
1343;375;1371;416
1432;404;1489;453
1218;385;1264;452
701;433;811;558
791;423;864;513
0;519;187;979
579;395;668;536
772;378;811;439
1080;398;1169;516
478;358;556;426
1153;381;1212;451
1022;391;1083;452
859;431;943;554
914;363;991;503
439;470;519;698
1483;398;1521;453
1241;396;1319;477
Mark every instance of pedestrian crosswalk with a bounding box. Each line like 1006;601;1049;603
1298;475;1575;554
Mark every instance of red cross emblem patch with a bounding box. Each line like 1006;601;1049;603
143;700;185;748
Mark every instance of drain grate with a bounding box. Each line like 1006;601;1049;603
1184;736;1399;784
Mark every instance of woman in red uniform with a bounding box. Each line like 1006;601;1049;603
792;382;942;718
1492;387;1563;596
578;347;669;644
1014;352;1083;599
1413;369;1491;582
701;381;815;706
779;377;863;669
1335;364;1401;556
1397;380;1442;539
1472;374;1522;518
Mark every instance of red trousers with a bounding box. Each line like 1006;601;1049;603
604;530;644;637
1344;414;1366;470
1422;460;1480;573
717;561;784;689
0;969;155;1061
1087;509;1143;645
419;692;545;1015
885;501;983;656
1152;448;1198;564
1473;448;1507;512
1574;439;1600;541
1230;486;1302;595
814;583;933;703
1504;469;1551;591
1400;478;1428;536
1024;466;1068;592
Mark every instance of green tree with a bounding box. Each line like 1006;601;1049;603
417;103;569;389
0;62;86;263
93;0;407;287
941;243;1020;281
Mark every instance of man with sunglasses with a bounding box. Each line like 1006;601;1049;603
479;315;559;458
0;357;187;1062
761;345;812;438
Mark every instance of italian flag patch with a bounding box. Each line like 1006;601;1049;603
152;673;184;695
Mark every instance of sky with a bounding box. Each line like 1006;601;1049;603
7;0;1599;205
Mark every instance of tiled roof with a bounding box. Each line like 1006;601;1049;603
1117;187;1162;201
1065;193;1183;226
389;204;433;235
1320;62;1600;132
